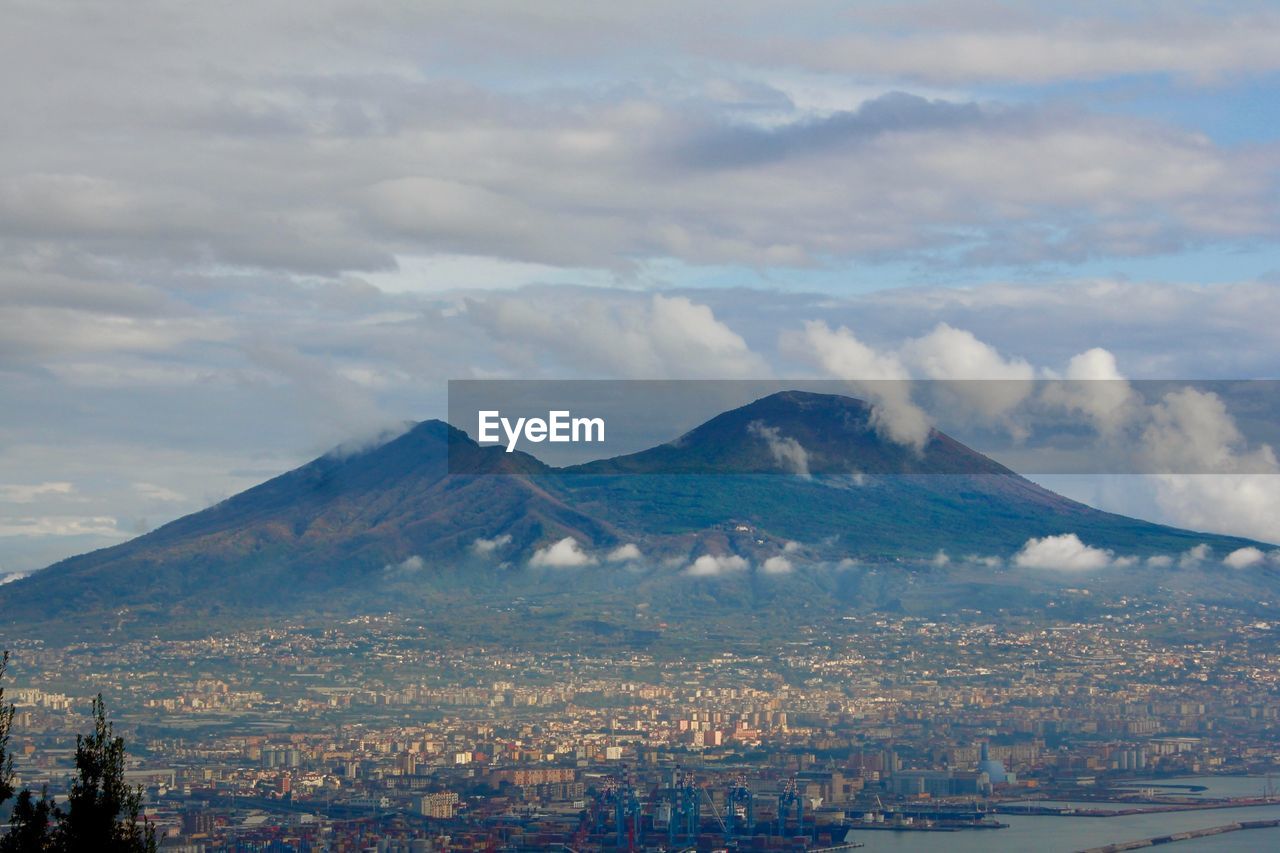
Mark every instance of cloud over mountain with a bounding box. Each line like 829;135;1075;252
606;543;642;563
472;534;513;555
687;554;749;577
747;422;811;478
1224;547;1267;569
529;537;596;569
1014;533;1117;572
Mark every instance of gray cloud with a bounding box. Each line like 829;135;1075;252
747;421;812;477
670;92;990;169
464;291;770;379
747;4;1280;84
4;4;1277;282
472;534;513;556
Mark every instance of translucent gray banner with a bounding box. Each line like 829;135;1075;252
447;380;1280;475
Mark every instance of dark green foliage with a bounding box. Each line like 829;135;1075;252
51;695;155;852
0;653;13;808
1;657;154;852
1;789;54;853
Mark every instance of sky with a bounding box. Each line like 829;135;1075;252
3;0;1280;575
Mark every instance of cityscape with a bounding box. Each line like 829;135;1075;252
6;594;1280;849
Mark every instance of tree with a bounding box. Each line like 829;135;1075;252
1;652;14;806
49;695;154;853
2;790;54;853
1;654;154;852
0;650;53;852
1;650;52;852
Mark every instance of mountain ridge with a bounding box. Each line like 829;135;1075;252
0;391;1270;630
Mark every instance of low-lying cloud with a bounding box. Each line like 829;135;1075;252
606;543;642;562
1014;533;1116;572
1179;544;1213;568
471;534;513;555
384;555;425;573
747;421;811;477
686;554;749;577
529;536;596;568
761;555;793;574
1224;546;1267;569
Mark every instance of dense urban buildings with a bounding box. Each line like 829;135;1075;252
5;596;1280;850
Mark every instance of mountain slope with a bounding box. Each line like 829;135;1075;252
0;391;1267;626
0;421;616;617
552;391;1256;556
568;390;1015;476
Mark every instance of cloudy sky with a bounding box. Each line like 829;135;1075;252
4;0;1280;574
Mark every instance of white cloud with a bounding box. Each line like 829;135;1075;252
132;482;186;503
606;543;642;562
1179;544;1212;568
1224;547;1266;569
0;516;124;538
1154;475;1280;545
761;555;793;574
902;323;1037;434
1040;348;1139;436
1064;347;1125;382
471;534;513;555
780;320;931;449
902;323;1034;381
0;482;76;503
783;319;1130;448
784;320;909;381
529;536;596;568
1146;555;1174;568
1014;533;1114;572
1142;388;1275;473
1141;388;1280;543
783;316;1280;544
853;8;1280;81
384;555;425;573
747;421;810;477
0;572;30;586
467;293;768;379
686;554;748;576
930;550;950;567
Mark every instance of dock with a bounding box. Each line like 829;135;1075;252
1076;818;1280;851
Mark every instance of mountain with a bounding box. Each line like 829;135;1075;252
0;391;1268;630
0;422;615;619
567;390;1015;476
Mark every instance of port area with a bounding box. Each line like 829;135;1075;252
844;805;1008;831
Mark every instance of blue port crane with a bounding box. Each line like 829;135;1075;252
724;774;754;841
